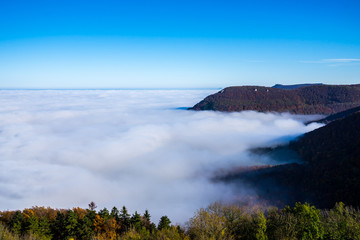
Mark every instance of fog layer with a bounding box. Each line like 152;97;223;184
0;90;322;223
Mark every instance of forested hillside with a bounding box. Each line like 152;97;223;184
191;84;360;114
311;105;360;124
220;111;360;209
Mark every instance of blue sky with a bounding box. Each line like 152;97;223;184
0;0;359;88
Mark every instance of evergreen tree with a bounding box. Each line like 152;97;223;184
78;214;94;239
143;210;152;230
120;206;130;233
131;211;143;231
26;215;39;236
98;207;110;220
144;210;151;222
52;211;66;240
38;216;51;238
65;210;78;238
10;211;24;236
111;206;120;221
158;216;171;230
86;208;97;222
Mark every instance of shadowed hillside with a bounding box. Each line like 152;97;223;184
218;111;360;208
191;84;360;114
311;105;360;124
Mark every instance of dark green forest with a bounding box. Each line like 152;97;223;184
1;202;360;240
218;110;360;211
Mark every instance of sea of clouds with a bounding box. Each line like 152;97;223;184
0;89;323;223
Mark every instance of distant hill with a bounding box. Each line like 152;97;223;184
272;83;323;89
218;111;360;208
191;84;360;114
310;105;360;124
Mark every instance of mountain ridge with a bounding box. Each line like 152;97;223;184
191;84;360;115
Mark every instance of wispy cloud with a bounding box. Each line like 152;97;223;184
323;59;360;63
299;58;360;65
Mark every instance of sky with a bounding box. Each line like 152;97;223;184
0;0;359;88
0;89;322;222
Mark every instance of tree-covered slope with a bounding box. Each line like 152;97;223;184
219;111;360;208
290;111;360;165
311;105;360;124
191;84;360;114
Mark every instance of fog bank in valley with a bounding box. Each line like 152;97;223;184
0;90;322;223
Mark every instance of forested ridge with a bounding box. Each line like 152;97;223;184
190;84;360;114
219;109;360;211
2;202;360;240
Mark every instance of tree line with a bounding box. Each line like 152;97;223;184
1;201;360;239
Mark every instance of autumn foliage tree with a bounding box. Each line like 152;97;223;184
2;201;360;240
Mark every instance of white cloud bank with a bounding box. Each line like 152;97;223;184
0;90;322;223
